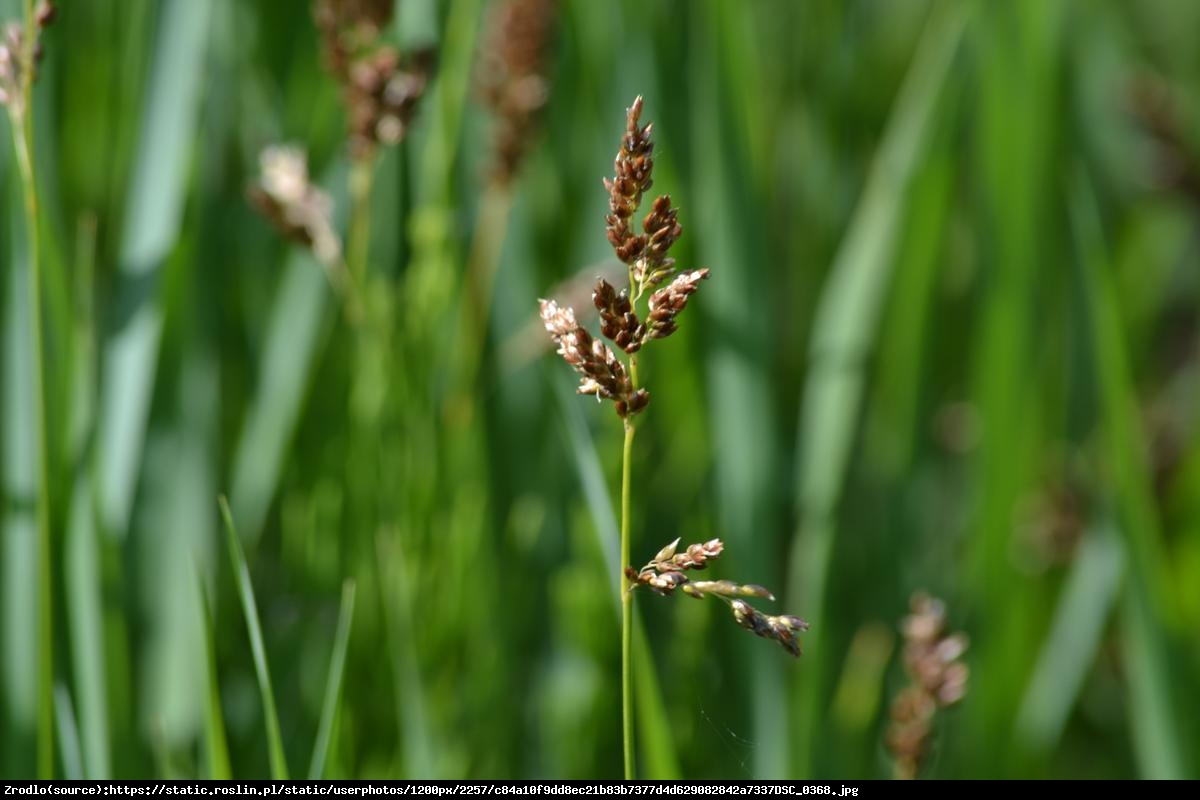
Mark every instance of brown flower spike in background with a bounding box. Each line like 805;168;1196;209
477;0;558;185
313;0;433;160
886;593;970;780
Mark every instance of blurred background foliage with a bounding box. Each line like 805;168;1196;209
2;0;1200;780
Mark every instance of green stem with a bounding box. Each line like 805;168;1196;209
11;0;54;777
348;156;374;290
620;416;636;780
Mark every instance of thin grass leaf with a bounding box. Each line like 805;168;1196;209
1070;172;1187;778
53;684;82;780
308;580;356;779
1016;522;1124;753
194;564;232;780
376;534;437;778
97;0;211;537
219;496;288;779
784;3;968;776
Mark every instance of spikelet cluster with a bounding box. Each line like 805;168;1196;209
313;0;433;159
0;1;55;115
539;96;709;418
477;0;557;184
886;593;969;780
626;538;810;658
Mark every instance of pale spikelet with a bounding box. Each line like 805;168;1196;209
248;145;342;266
477;0;557;183
886;593;970;780
646;269;710;341
539;298;649;418
314;0;434;159
538;298;578;342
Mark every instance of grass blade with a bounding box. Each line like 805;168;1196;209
194;564;232;780
219;496;288;779
308;580;357;779
785;3;967;775
53;684;83;780
97;0;211;536
1015;522;1124;752
1070;172;1187;778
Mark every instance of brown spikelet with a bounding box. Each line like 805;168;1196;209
593;278;645;353
477;0;557;184
636;194;683;287
886;593;969;780
604;96;655;265
314;0;434;159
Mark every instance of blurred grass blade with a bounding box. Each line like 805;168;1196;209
376;534;437;777
219;496;289;779
97;0;212;536
785;3;967;775
554;381;681;778
3;182;40;758
53;685;83;780
230;163;346;546
1015;523;1124;752
64;212;110;778
1070;172;1186;778
229;253;330;544
194;564;232;780
65;483;110;779
308;580;357;779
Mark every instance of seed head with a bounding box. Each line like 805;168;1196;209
886;593;970;779
629;538;807;657
314;0;434;159
248;145;342;267
477;0;557;184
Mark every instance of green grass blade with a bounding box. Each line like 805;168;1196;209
1015;523;1124;752
308;580;357;779
65;482;110;779
229;252;331;544
785;3;968;775
3;172;40;772
53;684;83;780
1070;173;1187;778
229;161;346;546
194;564;232;780
97;0;211;536
219;496;289;779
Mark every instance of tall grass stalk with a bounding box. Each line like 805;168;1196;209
620;415;636;779
4;0;55;777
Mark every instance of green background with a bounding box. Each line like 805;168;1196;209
2;0;1199;779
